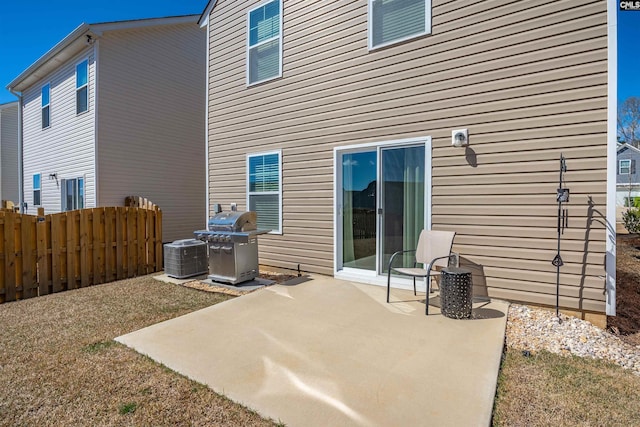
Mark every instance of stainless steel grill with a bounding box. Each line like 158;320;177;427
194;211;269;285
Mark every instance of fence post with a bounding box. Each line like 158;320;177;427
36;212;49;296
116;208;125;280
20;214;36;299
80;210;89;287
4;213;16;302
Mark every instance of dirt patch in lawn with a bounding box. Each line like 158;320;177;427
608;234;640;346
179;271;298;297
0;276;278;426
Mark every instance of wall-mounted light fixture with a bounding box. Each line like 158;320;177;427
451;129;469;148
49;173;59;187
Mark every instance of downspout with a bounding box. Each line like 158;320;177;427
93;38;99;208
8;89;23;213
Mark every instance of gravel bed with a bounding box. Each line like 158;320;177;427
506;304;640;375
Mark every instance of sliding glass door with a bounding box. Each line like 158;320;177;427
380;145;425;272
337;141;426;278
341;151;377;271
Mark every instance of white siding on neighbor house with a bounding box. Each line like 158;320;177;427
0;103;19;203
21;47;96;214
96;23;206;242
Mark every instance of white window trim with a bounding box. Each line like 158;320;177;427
33;174;42;206
619;159;632;175
332;136;432;286
246;0;283;87
41;83;51;130
368;0;432;51
76;59;89;115
246;149;283;234
61;176;85;211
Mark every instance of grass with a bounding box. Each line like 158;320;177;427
5;272;638;426
0;275;277;426
493;348;640;426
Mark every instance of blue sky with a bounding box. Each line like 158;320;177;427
0;0;206;105
0;3;638;105
618;8;640;103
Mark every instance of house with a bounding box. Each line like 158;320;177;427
199;1;617;321
0;101;19;205
616;142;640;206
6;16;206;242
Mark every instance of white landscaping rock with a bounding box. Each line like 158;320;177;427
506;304;640;376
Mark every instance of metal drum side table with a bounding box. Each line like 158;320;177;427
440;267;473;319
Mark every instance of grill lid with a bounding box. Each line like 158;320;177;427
208;211;257;232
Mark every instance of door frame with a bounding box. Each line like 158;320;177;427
333;136;432;288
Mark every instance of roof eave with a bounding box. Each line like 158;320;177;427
6;23;90;93
6;15;201;94
198;0;218;27
0;101;19;110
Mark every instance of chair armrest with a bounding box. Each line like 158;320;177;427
426;254;458;277
387;249;417;271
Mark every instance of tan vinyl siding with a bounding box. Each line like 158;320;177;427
206;0;608;312
97;23;206;242
22;47;96;214
0;103;19;203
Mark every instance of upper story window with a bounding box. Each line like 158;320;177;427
247;0;282;85
33;174;41;206
247;151;282;233
620;159;633;175
76;60;88;114
369;0;432;50
41;84;50;129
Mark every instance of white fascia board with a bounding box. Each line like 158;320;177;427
7;23;90;92
91;15;199;32
7;14;201;93
0;101;19;110
198;0;218;27
617;143;640;156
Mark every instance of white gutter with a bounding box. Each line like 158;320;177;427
8;89;23;213
605;0;617;316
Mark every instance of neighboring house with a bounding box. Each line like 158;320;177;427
199;1;617;318
616;142;640;206
0;101;19;204
6;16;206;242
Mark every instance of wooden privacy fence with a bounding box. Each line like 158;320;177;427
0;207;162;304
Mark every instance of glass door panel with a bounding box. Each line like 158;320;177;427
341;151;377;271
380;145;425;273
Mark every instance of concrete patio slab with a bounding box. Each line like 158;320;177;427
116;275;508;427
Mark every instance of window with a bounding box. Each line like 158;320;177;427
61;177;84;211
620;159;633;175
247;0;282;85
247;151;281;233
76;60;88;114
41;84;50;129
33;174;41;206
369;0;431;50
